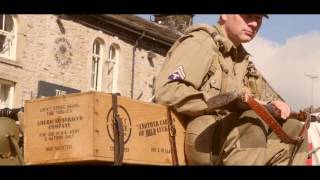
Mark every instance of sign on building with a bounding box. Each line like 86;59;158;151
37;81;80;98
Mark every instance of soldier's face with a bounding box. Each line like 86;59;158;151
221;14;263;46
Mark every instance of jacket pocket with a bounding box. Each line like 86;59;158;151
202;64;222;98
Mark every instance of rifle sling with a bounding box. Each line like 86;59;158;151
167;107;179;165
7;135;24;165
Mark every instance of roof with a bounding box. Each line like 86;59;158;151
97;14;181;46
66;14;182;48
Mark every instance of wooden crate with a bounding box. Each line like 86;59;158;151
24;91;186;165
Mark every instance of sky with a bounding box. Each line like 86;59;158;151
138;14;320;111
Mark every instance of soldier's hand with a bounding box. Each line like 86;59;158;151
241;87;253;97
268;100;291;120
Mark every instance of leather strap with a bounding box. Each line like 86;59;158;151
111;93;124;165
167;108;179;166
244;95;310;144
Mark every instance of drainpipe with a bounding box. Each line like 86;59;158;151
131;31;145;99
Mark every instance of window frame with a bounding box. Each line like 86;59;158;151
0;79;14;109
106;44;119;93
90;38;104;91
0;14;17;60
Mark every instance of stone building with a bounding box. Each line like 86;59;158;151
0;14;281;109
0;14;180;109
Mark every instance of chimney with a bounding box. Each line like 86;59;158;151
153;14;193;33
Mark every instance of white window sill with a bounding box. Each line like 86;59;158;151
0;56;22;68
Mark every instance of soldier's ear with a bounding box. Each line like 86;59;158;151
220;14;227;22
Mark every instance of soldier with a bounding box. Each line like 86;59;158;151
0;108;24;165
155;14;308;165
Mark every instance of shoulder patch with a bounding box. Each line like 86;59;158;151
168;65;186;81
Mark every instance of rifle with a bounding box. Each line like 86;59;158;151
207;92;310;144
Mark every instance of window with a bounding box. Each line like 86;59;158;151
91;38;104;91
0;79;14;108
106;44;119;93
0;14;16;60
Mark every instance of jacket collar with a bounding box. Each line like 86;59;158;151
213;24;250;61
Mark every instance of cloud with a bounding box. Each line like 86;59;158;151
243;32;320;111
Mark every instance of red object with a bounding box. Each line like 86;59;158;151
307;142;313;165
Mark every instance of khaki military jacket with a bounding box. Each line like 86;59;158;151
155;24;265;117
